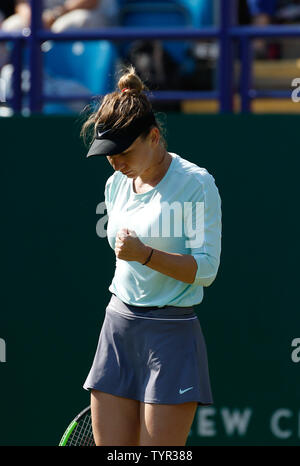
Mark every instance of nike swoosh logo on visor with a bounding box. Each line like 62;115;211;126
97;129;111;138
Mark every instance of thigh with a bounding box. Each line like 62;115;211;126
139;401;198;446
91;390;140;446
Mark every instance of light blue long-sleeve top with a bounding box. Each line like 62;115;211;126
103;152;222;307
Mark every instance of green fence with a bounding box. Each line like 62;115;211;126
0;114;299;445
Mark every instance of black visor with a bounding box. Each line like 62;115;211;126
86;112;157;158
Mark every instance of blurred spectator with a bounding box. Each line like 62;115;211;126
0;1;16;22
246;1;300;58
247;1;278;58
0;0;118;66
247;0;278;25
247;0;300;23
1;0;118;33
276;0;300;21
247;0;279;58
0;1;119;115
0;1;17;67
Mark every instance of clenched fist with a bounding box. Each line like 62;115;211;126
115;228;151;264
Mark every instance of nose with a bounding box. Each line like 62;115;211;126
110;156;126;172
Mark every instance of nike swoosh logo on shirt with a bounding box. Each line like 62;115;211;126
179;387;194;395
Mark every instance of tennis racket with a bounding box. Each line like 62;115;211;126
59;406;95;446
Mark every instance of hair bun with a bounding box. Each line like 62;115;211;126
118;65;144;94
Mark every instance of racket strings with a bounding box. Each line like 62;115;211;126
68;413;95;446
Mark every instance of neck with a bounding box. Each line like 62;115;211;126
136;147;171;186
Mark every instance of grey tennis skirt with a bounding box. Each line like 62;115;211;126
83;293;213;406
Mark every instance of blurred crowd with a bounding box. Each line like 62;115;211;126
0;0;118;62
1;0;300;114
240;0;300;58
245;0;300;24
0;1;118;31
0;1;119;114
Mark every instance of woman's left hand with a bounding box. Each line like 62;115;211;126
115;228;150;263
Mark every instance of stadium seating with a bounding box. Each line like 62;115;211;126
43;40;117;95
120;0;214;28
119;1;192;66
41;1;214;113
3;1;215;114
177;0;214;27
42;40;117;114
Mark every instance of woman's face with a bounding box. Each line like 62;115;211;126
106;127;160;178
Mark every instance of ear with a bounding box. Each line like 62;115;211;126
150;127;160;146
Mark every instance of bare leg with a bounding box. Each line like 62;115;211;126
139;401;198;446
91;390;140;446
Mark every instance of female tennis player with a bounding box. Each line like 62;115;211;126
81;66;222;446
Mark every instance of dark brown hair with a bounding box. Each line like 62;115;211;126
80;65;166;148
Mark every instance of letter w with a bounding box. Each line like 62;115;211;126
221;408;252;436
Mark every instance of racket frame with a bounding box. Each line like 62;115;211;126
59;406;94;446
